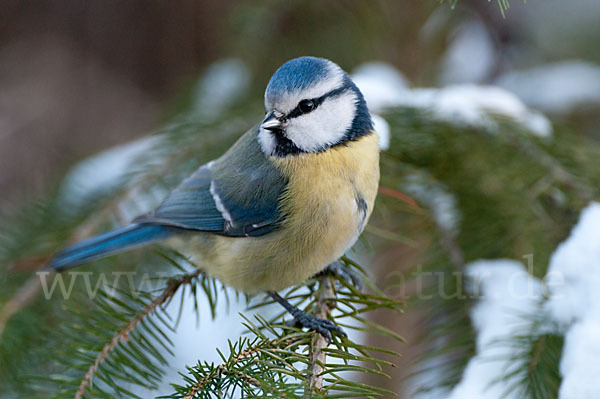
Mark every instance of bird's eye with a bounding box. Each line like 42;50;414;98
298;99;316;114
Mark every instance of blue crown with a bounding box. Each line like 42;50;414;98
265;57;333;99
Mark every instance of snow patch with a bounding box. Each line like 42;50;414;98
352;62;552;138
496;61;600;115
135;289;257;396
447;260;543;399
443;203;600;399
193;58;251;118
544;202;600;399
371;113;390;150
430;85;552;138
352;62;409;111
558;320;600;399
544;203;600;327
440;20;496;85
59;135;163;206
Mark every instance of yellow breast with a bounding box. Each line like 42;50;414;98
178;132;380;293
273;131;380;261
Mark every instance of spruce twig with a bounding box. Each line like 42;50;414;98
305;275;335;394
0;274;44;339
172;262;403;398
75;269;202;399
182;337;287;398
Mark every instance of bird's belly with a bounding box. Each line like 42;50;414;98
169;133;380;294
173;194;366;293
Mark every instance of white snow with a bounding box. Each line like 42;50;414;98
496;61;600;115
439;20;496;85
543;202;600;399
192;58;251;118
439;203;600;399
352;62;409;111
428;85;553;138
371;113;390;150
544;203;600;328
352;63;553;139
351;63;404;150
447;260;543;399
147;290;262;396
58;135;163;208
558;320;600;399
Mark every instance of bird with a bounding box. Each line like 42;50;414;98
49;56;380;341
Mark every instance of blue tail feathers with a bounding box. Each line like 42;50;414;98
49;224;175;271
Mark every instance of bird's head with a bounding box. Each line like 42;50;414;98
259;56;373;157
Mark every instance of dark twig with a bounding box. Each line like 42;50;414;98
76;270;201;399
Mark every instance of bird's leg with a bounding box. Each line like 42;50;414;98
317;260;363;291
268;292;346;342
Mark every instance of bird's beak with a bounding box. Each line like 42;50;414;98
261;111;283;132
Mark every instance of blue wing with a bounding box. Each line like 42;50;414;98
136;126;288;237
49;127;286;271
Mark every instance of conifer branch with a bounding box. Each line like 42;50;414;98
180;334;301;398
0;274;43;339
183;339;274;398
438;226;464;270
172;262;403;398
75;269;202;399
499;131;593;202
305;275;335;394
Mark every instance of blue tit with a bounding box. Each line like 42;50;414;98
49;56;380;339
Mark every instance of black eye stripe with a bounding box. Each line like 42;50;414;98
287;99;319;119
286;85;350;119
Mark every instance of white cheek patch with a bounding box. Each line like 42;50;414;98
285;92;357;152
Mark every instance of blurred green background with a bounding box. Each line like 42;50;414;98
3;0;598;203
2;1;600;398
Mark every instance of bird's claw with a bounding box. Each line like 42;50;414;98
319;261;363;291
289;312;347;342
269;292;346;342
